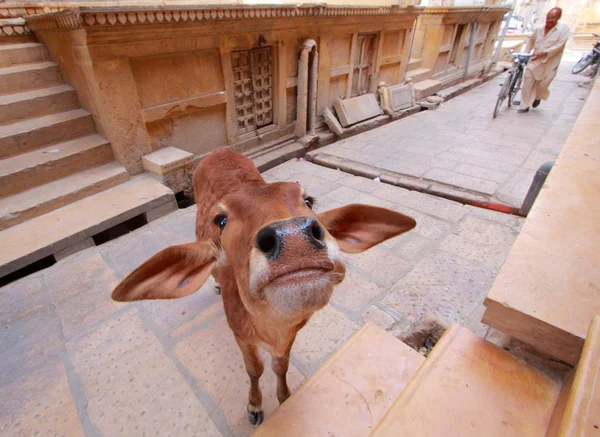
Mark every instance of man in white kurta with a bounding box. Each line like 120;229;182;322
518;8;570;113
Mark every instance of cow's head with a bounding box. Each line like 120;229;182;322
112;160;415;324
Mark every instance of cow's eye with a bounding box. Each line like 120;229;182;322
213;214;228;230
304;197;314;209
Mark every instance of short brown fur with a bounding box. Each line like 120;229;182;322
112;149;416;425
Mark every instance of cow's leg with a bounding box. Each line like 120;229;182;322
271;353;292;404
237;340;264;425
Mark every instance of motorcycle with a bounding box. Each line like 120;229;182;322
572;33;600;75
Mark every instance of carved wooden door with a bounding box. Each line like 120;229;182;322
352;34;377;97
231;46;273;135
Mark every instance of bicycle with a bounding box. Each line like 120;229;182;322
493;51;532;119
571;33;600;76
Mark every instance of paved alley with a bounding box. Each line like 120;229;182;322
1;159;524;437
309;52;591;208
1;51;594;437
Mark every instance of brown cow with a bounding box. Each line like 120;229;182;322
111;149;416;425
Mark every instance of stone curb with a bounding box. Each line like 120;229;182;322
306;152;522;215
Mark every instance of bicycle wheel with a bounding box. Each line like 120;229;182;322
572;53;594;74
493;72;512;119
507;68;522;108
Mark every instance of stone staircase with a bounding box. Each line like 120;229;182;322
252;319;599;437
0;42;176;279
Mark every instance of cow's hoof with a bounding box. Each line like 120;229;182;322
214;285;221;295
248;411;264;426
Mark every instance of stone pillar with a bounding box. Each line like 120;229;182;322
295;39;317;139
93;58;152;174
308;49;319;135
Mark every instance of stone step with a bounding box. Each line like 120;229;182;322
556;315;600;436
0;134;113;197
408;57;422;71
251;323;424;437
0;42;49;68
0;162;129;232
0;84;79;125
0;108;95;159
0;61;63;95
413;79;442;100
0;175;177;277
407;67;433;83
371;324;563;437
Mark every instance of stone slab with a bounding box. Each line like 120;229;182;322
0;108;96;159
483;78;600;365
323;106;344;135
0;42;48;68
0;84;79;126
252;323;424;437
66;309;222;437
0;134;113;198
0;162;130;231
45;252;121;338
557;316;600;436
334;93;383;128
142;146;193;176
371;324;562;437
0;175;175;277
388;83;415;112
174;316;305;437
252;141;305;173
0;358;84;437
413;79;442;100
0;61;62;95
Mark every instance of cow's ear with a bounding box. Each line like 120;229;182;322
111;241;217;302
318;204;416;254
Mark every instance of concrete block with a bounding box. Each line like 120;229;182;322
334;93;383;128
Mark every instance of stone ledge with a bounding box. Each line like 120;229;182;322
25;4;425;31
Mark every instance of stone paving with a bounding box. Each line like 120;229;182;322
310;52;591;208
0;158;524;437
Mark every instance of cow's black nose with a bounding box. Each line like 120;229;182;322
255;217;325;260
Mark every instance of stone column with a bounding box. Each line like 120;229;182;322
308;49;319;135
93;58;152;174
295;39;317;138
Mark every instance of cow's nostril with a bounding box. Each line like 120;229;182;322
310;221;324;242
256;226;278;255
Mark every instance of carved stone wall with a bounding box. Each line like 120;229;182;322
24;4;506;173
